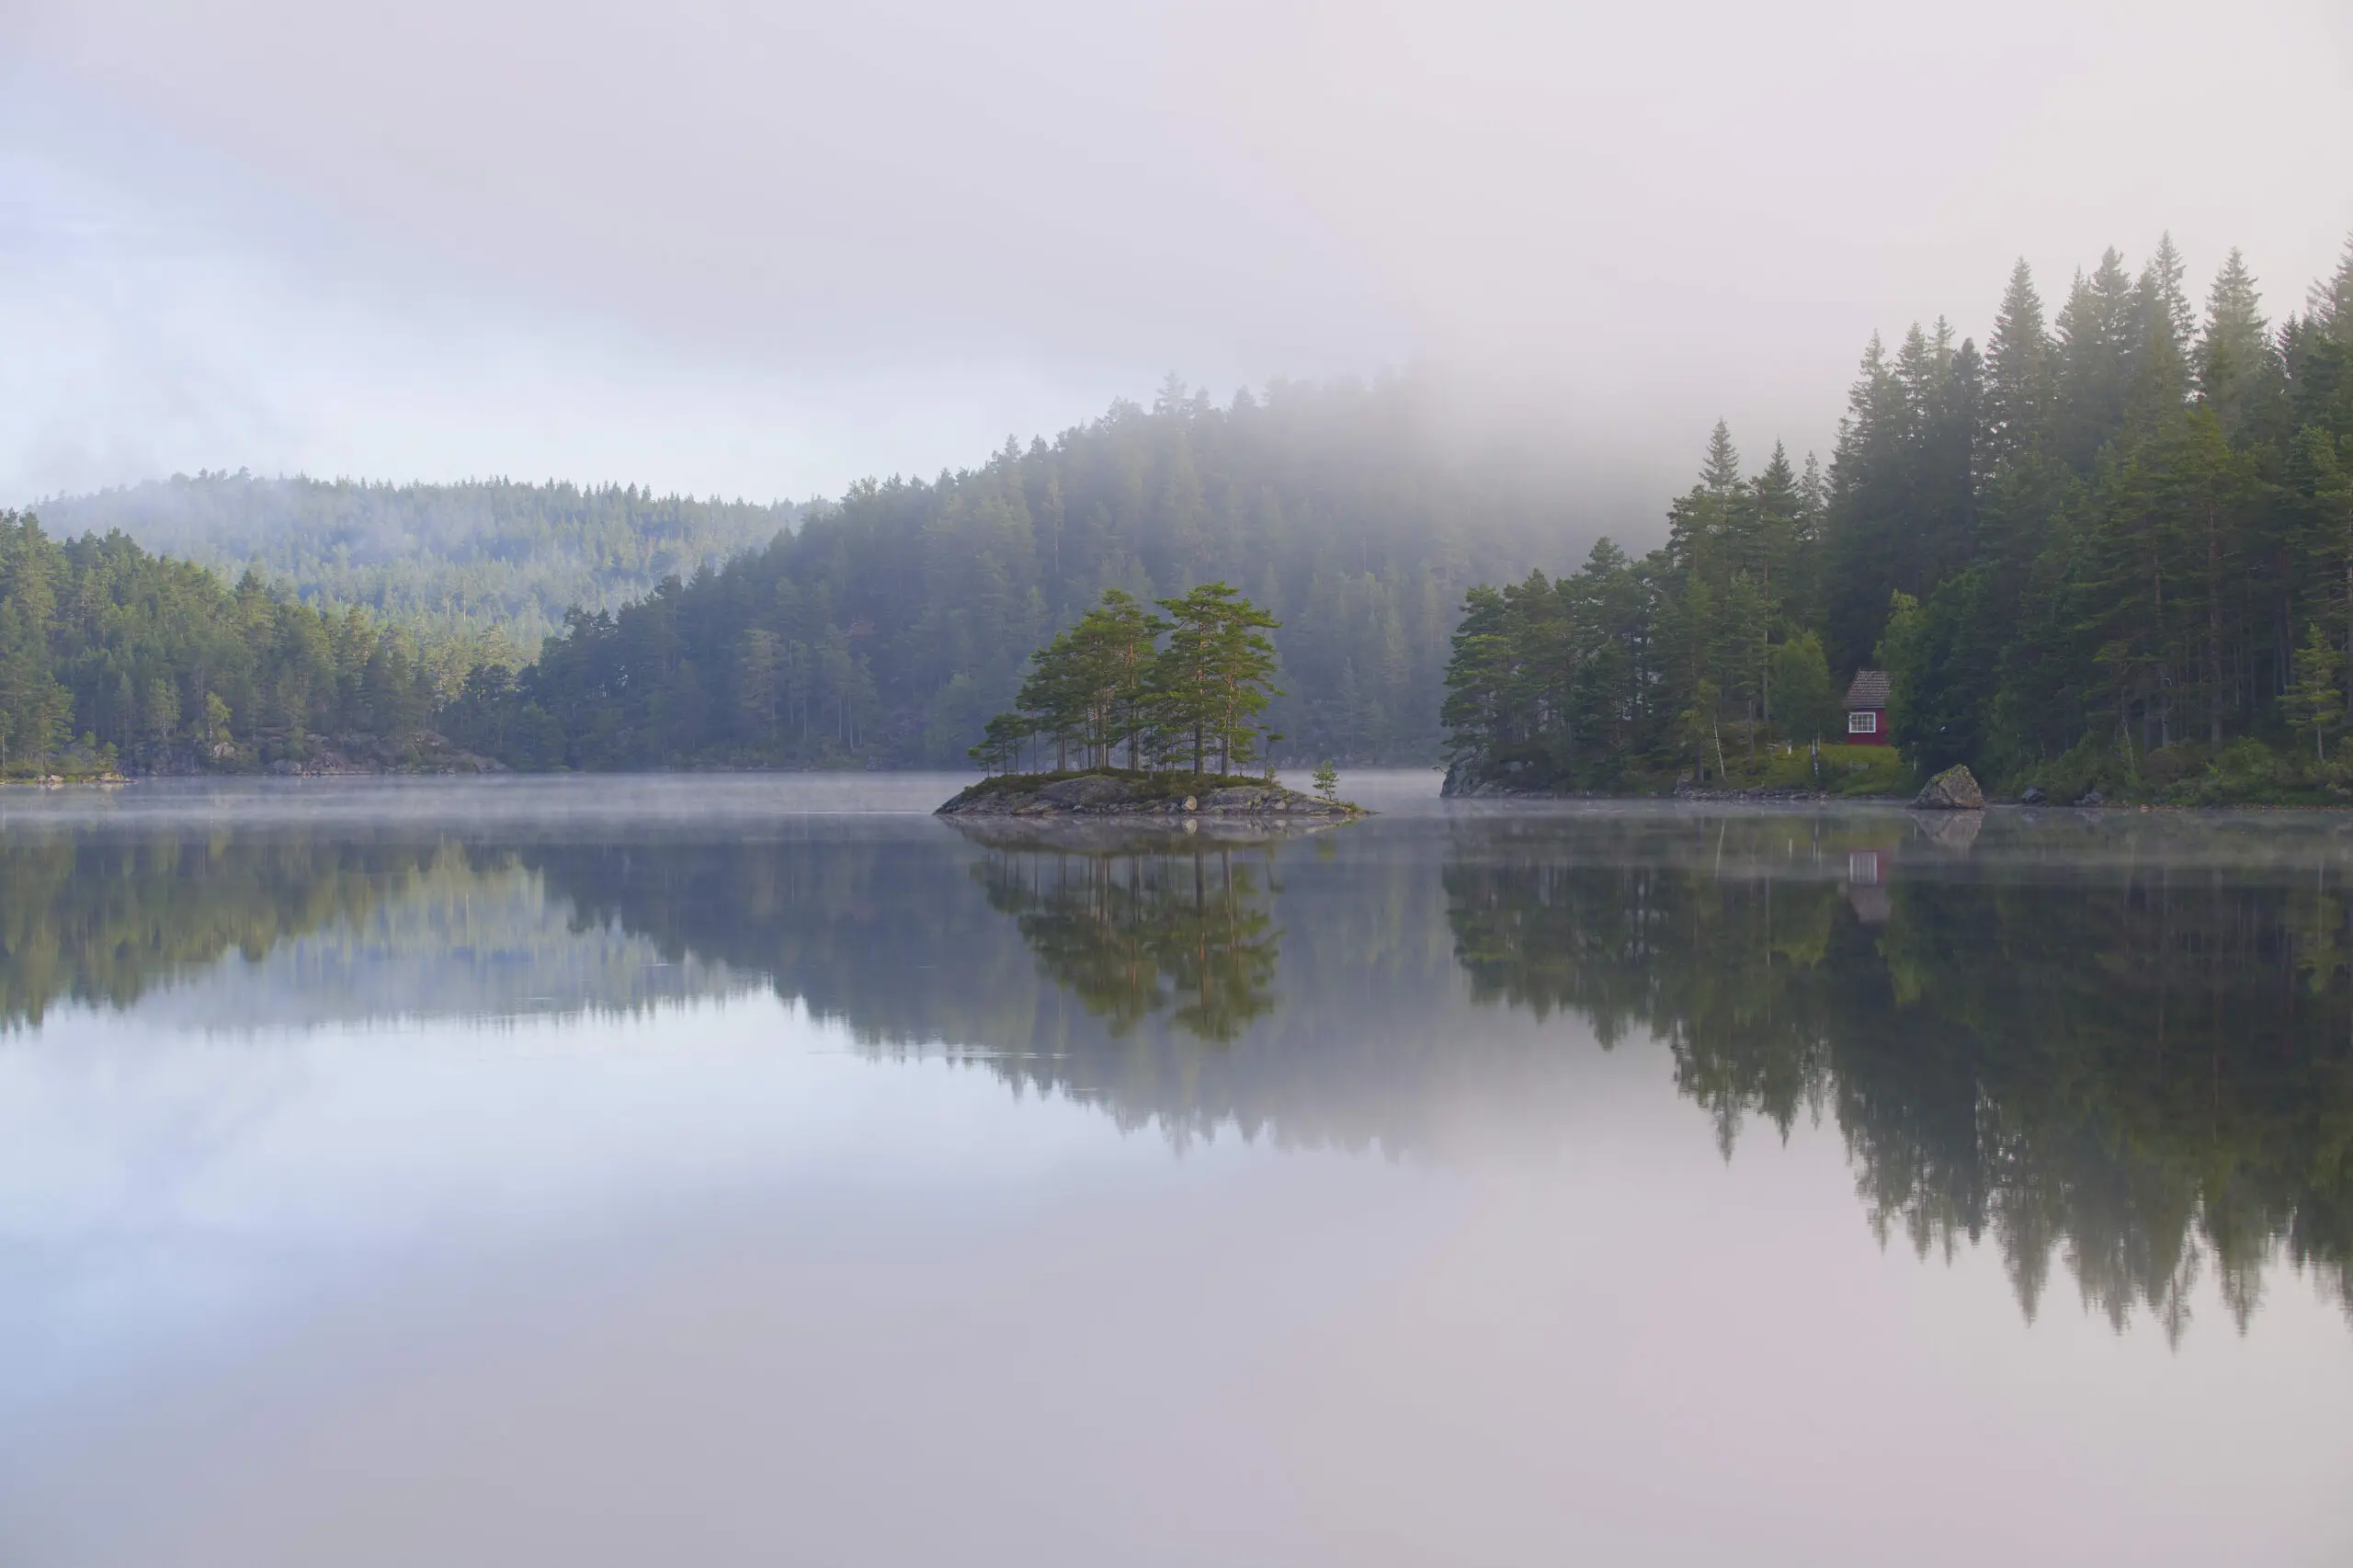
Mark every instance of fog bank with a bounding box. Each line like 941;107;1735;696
6;0;2347;519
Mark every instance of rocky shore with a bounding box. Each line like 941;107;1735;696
937;772;1364;819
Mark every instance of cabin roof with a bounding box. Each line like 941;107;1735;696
1845;669;1892;709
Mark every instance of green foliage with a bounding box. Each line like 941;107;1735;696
976;585;1284;774
1769;631;1835;743
450;378;1573;770
40;473;801;663
0;516;70;771
0;510;447;776
1312;759;1339;802
1444;232;2353;802
2194;736;2295;803
1439;542;1672;790
2284;619;2346;762
994;588;1169;772
1153;583;1282;774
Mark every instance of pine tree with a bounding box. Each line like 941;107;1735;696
2197;248;2271;431
2285;619;2344;763
1723;572;1769;759
1983;258;2057;472
1744;443;1804;590
2056;249;2139;472
2127;242;2194;427
2306;233;2353;346
1155;583;1282;775
1667;421;1746;585
0;515;68;772
2140;233;2196;354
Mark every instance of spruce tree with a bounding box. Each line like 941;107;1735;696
1822;333;1911;672
2197;248;2271;432
1983;258;2057;471
1667;421;1746;585
2306;233;2353;346
2140;233;2196;354
0;516;68;772
2056;249;2139;472
2285;619;2345;763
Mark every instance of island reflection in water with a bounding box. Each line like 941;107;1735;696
7;778;2353;1567
4;784;2348;1341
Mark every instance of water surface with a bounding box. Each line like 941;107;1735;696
3;775;2349;1565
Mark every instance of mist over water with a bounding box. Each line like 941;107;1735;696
2;776;2349;1565
8;2;2352;1555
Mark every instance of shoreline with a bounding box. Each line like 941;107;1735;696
937;770;1368;819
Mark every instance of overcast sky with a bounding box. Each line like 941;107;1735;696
6;0;2349;528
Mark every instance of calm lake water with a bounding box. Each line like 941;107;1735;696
3;773;2350;1566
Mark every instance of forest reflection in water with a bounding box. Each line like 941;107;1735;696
4;785;2351;1339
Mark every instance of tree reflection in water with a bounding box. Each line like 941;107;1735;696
1443;812;2353;1339
972;834;1281;1043
6;800;2351;1337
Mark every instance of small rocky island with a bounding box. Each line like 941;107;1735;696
938;772;1365;820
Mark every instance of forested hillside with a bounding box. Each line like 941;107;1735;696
447;376;1578;769
1443;234;2353;801
0;514;449;776
37;474;801;658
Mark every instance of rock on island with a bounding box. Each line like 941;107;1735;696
937;773;1364;819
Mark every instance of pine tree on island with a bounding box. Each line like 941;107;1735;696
969;583;1285;783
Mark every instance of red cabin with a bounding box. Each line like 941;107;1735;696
1844;670;1892;746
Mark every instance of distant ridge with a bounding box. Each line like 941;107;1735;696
37;473;804;657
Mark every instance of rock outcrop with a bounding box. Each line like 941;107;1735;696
1913;764;1985;811
937;774;1362;819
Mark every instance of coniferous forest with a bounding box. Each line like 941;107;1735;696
439;376;1559;770
1444;235;2353;801
6;236;2352;791
39;474;802;662
6;378;1562;776
0;516;449;776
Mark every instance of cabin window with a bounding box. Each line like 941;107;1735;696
1847;710;1878;735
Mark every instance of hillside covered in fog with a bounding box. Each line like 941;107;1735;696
4;374;1598;775
36;474;803;657
444;374;1596;768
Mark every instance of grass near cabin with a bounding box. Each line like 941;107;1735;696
1705;742;1917;797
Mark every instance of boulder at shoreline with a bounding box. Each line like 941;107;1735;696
1914;765;1986;811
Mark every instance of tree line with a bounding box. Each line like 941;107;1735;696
438;375;1566;770
1443;233;2353;799
4;376;1567;778
0;513;444;776
40;473;801;665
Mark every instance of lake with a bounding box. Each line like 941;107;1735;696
2;773;2349;1566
